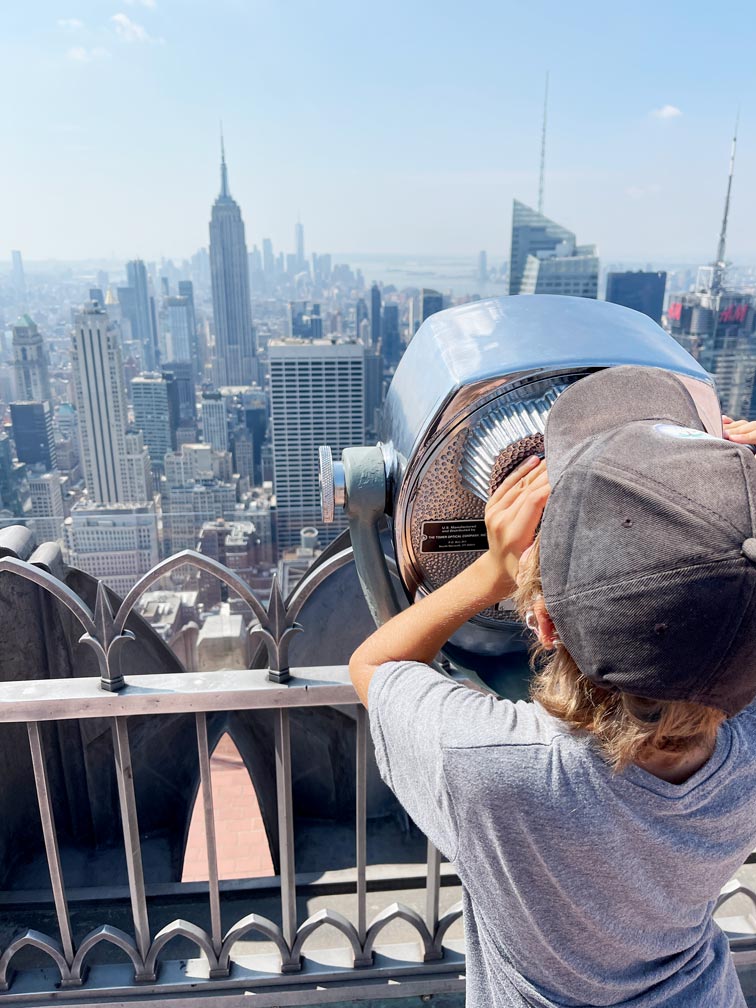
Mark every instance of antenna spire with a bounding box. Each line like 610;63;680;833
219;121;229;198
712;112;738;295
537;72;549;214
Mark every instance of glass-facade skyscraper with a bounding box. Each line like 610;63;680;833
209;141;256;386
119;259;159;371
606;271;667;325
508;199;598;298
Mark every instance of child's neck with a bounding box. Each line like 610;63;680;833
634;742;715;785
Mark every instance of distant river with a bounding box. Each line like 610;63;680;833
337;253;508;299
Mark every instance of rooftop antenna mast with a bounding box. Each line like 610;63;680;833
537;72;549;214
711;112;738;295
219;120;229;198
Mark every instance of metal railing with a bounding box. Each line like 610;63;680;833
0;549;465;1005
0;547;755;1004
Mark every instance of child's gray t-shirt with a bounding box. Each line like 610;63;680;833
368;660;756;1007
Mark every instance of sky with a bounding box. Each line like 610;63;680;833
2;0;755;265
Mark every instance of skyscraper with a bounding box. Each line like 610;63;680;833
201;390;228;452
508;200;598;298
382;304;400;368
64;501;159;597
11;251;26;303
0;432;31;523
355;298;368;341
478;251;488;287
605;271;667;325
269;340;365;549
131;374;172;469
295;219;305;273
370;283;382;348
28;470;65;544
209;138;256;385
165;295;193;362
12;316;51;402
71;302;150;504
162;362;197;445
10;401;56;469
421;289;444;322
119;260;159;371
262;238;275;279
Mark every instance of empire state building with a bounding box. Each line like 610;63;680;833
209;139;256;385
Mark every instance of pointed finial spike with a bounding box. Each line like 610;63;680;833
95;579;114;627
266;573;287;640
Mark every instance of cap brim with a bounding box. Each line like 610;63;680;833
545;365;709;486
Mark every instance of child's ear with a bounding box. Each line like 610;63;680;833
533;600;560;649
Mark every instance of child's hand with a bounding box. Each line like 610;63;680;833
482;456;550;593
723;416;756;445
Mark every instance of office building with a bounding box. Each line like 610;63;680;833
131;373;172;469
421;289;444;322
295;220;305;273
164;443;232;486
0;432;31;523
508;199;598;298
119;260;159;371
64;501;159;597
209;139;256;385
165;295;193;362
364;348;383;439
713;349;756;419
262;238;275;280
269;340;365;549
10;401;56;469
71;302;150;504
11;250;26;303
605;271;667;325
231;425;254;483
12;315;51;402
177;280;201;376
201;390;227;452
197;518;259;606
162;362;197;444
382;304;401;369
240;387;267;485
28;469;66;544
162;442;238;555
370;283;382;348
53;403;80;482
124;430;152;502
478;251;488;286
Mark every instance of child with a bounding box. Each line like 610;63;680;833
350;365;756;1008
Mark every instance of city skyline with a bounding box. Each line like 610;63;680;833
1;2;755;262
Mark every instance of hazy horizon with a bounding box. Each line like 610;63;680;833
3;1;755;263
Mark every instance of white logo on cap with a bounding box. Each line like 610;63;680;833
653;424;717;441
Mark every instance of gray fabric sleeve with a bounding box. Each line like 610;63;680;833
367;660;469;862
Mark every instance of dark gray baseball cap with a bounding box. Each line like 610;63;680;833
540;365;756;716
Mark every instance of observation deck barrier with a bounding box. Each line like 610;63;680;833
0;548;753;1005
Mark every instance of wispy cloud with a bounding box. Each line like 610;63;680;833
651;104;682;119
625;183;662;199
124;0;156;6
111;12;160;43
57;18;84;30
66;46;111;62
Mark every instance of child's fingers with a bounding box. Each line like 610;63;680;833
487;456;543;507
504;484;551;545
488;458;547;511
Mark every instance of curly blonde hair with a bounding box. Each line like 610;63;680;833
513;536;726;773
